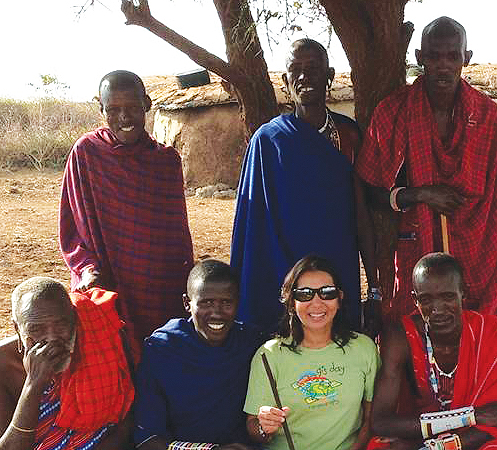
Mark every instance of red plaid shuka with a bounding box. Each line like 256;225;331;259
356;76;497;320
59;128;193;349
55;288;134;431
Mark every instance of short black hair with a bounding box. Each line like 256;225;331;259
421;16;467;51
99;70;147;99
412;252;464;290
12;276;73;324
186;259;239;298
286;38;329;69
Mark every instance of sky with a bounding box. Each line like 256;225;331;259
2;0;497;101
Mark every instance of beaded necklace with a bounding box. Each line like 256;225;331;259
424;322;457;410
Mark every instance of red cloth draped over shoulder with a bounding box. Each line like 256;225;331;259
356;77;497;318
59;127;193;346
403;311;497;441
55;288;134;431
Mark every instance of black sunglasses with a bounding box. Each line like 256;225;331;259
292;285;341;302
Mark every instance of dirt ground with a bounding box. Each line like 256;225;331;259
0;170;235;338
0;170;367;339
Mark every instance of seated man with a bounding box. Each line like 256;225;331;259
134;259;263;450
371;253;497;450
0;277;134;450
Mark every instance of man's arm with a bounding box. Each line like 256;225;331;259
371;323;422;440
350;401;373;450
0;341;71;450
59;150;104;291
366;183;466;215
354;174;381;337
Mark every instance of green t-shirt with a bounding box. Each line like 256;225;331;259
244;334;380;450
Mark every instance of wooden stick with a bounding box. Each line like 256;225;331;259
261;352;296;450
441;214;449;253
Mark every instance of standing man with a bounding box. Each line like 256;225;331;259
231;39;379;334
371;253;497;450
356;17;497;321
59;70;193;350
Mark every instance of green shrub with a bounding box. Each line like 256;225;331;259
0;98;102;171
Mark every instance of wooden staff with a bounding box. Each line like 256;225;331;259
261;352;296;450
441;214;449;253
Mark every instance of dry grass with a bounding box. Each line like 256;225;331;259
0;98;102;171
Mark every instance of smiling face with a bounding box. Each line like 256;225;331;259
100;85;150;145
283;42;332;112
184;279;239;347
416;26;472;98
16;293;76;373
413;270;463;338
294;270;342;339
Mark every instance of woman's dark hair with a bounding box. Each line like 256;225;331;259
278;254;356;352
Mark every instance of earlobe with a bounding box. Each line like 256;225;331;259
464;50;473;66
328;67;335;85
415;49;422;67
182;293;191;313
145;95;152;112
282;73;288;89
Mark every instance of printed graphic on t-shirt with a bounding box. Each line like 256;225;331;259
292;366;342;405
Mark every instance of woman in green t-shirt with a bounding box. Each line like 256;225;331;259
245;255;380;450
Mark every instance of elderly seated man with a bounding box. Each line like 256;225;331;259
0;276;134;450
371;253;497;450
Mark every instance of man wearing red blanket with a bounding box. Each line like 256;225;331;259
59;70;193;348
372;253;497;450
356;17;497;320
0;277;134;450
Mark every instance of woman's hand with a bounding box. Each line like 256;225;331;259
258;405;290;434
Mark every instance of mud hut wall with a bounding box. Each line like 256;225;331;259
154;104;246;189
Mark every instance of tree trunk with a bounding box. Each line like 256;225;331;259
318;0;412;131
213;0;279;139
318;0;413;304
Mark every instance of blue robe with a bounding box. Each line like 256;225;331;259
231;113;360;332
134;318;263;446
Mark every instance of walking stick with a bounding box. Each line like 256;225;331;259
441;214;449;253
261;352;296;450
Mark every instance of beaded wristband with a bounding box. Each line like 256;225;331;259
420;406;476;438
168;442;219;450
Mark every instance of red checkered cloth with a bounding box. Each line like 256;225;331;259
356;76;497;319
54;288;134;431
59;127;193;348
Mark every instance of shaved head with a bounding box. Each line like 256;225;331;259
421;16;467;52
186;259;239;298
99;70;148;100
12;276;73;325
412;252;464;291
286;38;329;69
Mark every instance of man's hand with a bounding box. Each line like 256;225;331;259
362;294;382;340
121;0;153;28
75;266;102;292
414;185;466;214
476;403;497;427
23;341;70;392
258;405;290;435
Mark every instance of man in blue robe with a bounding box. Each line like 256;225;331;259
231;38;379;334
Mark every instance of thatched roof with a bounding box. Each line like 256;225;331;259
143;63;497;111
143;71;353;111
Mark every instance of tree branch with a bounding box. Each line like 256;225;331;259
138;17;237;82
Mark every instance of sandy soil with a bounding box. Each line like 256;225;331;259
0;171;235;338
0;170;367;338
